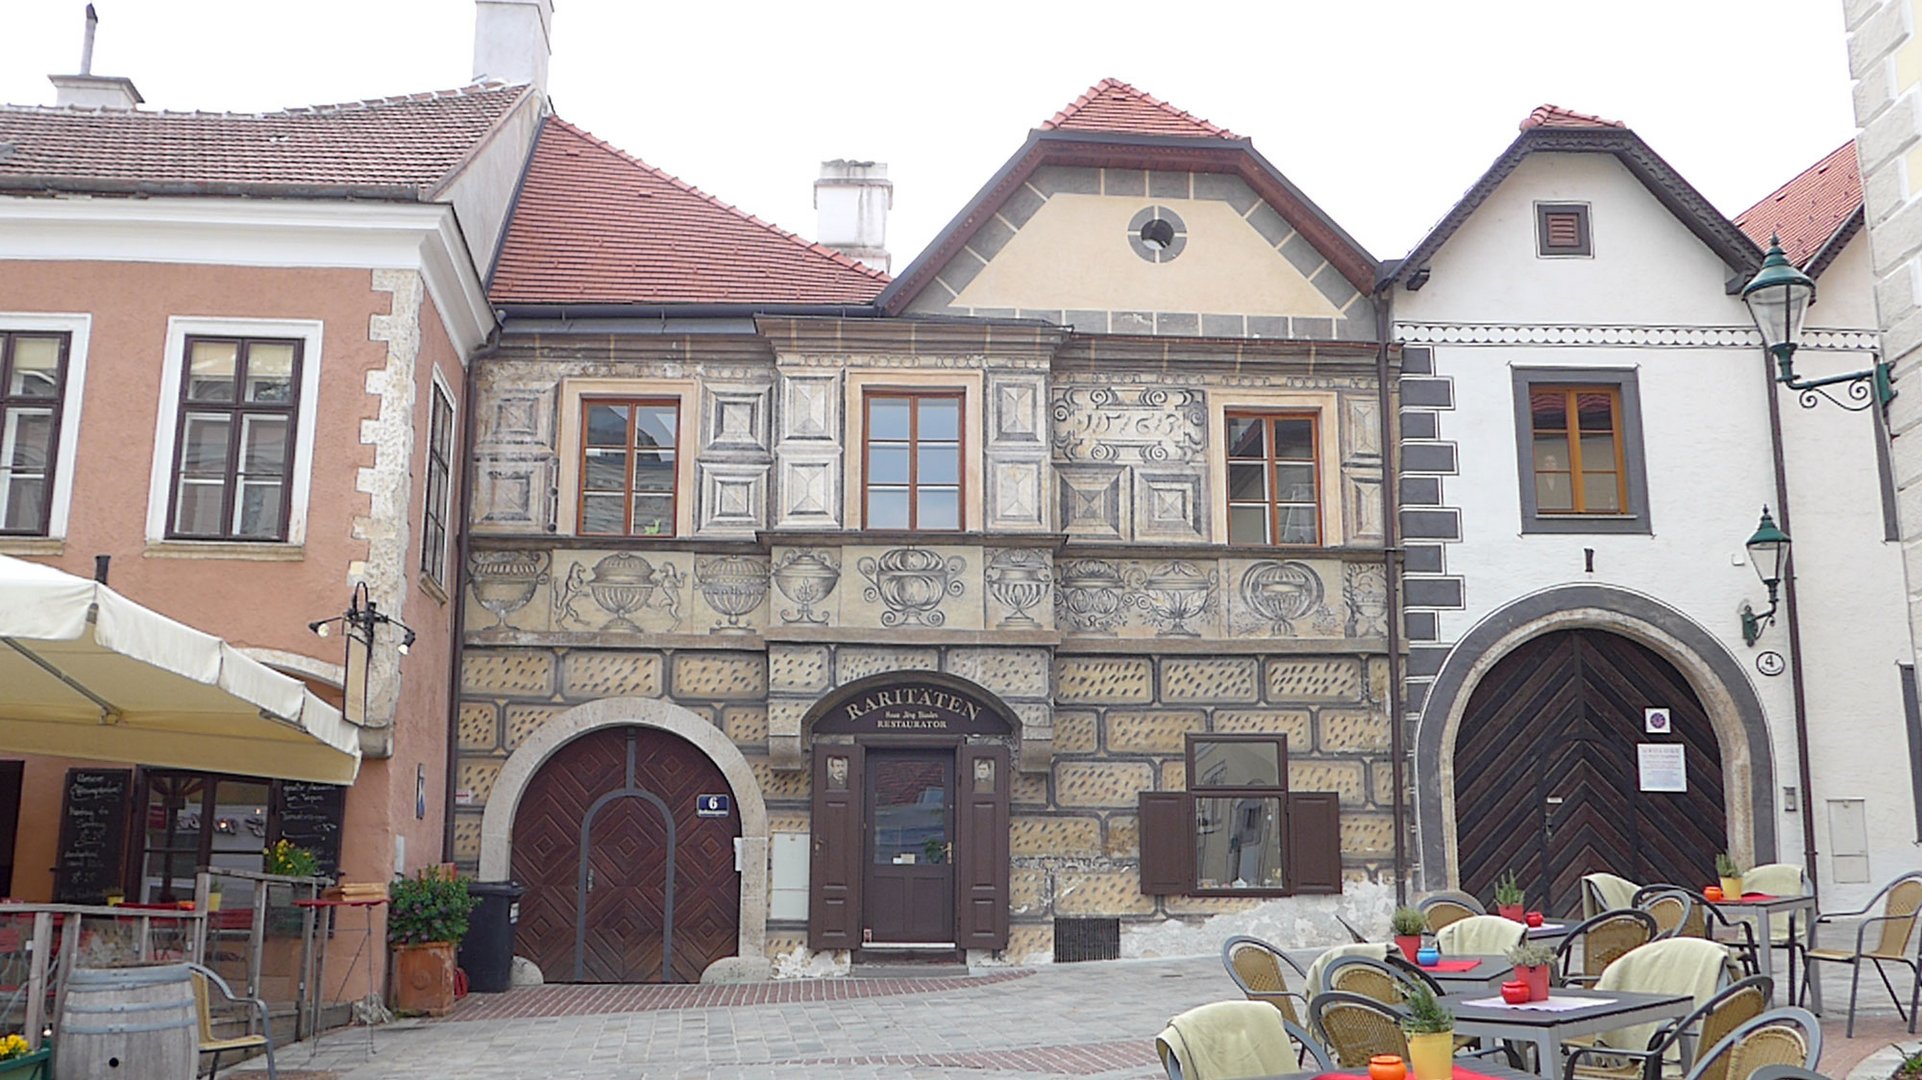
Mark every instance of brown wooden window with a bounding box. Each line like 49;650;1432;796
863;390;962;530
1537;203;1592;256
0;331;69;536
1528;385;1626;514
578;397;679;537
168;336;302;541
1138;734;1343;897
420;382;455;583
1226;412;1320;545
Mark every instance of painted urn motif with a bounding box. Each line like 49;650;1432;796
1132;561;1218;637
587;552;659;631
695;556;767;634
858;547;966;627
467;549;550;631
771;548;840;625
1240;560;1324;635
985;548;1051;629
1055;559;1127;635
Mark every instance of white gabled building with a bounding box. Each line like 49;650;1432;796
1386;106;1910;913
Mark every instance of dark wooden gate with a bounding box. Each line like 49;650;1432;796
1454;629;1726;915
511;725;740;983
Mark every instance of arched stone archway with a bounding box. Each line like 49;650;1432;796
1415;586;1777;890
479;697;769;960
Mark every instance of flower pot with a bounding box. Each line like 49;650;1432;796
1719;877;1744;900
1369;1053;1408;1080
1524;910;1544;927
1703;885;1725;902
1497;903;1525;923
1406;1031;1455;1080
0;1047;51;1076
392;941;458;1017
206;892;221;913
1415;945;1441;967
1395;934;1423;963
1515;963;1550;1001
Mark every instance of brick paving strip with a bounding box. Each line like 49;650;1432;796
443;968;1035;1022
779;1037;1155;1075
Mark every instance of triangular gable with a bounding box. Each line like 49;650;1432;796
1733;140;1862;278
1392;104;1761;291
489;117;889;305
879;80;1378;340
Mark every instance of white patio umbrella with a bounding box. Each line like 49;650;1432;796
0;554;360;783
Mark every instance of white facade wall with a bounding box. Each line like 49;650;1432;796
1396;151;1913;908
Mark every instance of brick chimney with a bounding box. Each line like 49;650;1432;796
472;0;555;93
49;5;142;110
814;160;892;274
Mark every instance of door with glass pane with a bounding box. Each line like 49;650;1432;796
863;751;954;943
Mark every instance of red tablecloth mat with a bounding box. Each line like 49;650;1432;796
1315;1070;1506;1080
1419;959;1483;972
1732;893;1782;903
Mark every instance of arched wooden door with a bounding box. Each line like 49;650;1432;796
511;725;740;983
1454;629;1726;914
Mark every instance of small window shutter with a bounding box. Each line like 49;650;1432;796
1287;791;1343;895
1137;792;1192;895
1544;212;1582;249
955;744;1010;950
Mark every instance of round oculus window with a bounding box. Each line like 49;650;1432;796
1128;205;1187;264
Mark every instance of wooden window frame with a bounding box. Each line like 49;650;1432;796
861;388;965;532
0;330;71;537
165;335;303;542
1527;385;1628;516
575;396;682;539
1225;410;1322;547
1185;733;1293;897
420;381;455;584
1536;202;1592;257
131;768;276;903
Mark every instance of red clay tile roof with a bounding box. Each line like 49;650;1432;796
1039;79;1239;140
1519;104;1626;131
0;82;533;196
489;117;890;306
1733;141;1861;268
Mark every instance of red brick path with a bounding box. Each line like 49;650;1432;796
784;1038;1157;1076
443;968;1035;1022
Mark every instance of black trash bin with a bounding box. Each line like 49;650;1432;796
459;880;524;993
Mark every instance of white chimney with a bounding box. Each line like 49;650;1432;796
472;0;555;92
49;5;142;110
815;160;892;274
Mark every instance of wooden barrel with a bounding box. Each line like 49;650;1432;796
55;964;197;1080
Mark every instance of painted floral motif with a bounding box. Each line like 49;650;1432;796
1344;561;1390;638
858;547;966;627
1055;559;1128;635
1127;561;1218;637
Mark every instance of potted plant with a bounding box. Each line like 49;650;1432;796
263;839;319;935
388;866;479;1017
0;1033;50;1076
1716;853;1744;900
1391;906;1426;962
205;878;223;914
1400;982;1455;1080
1507;940;1556;1001
1493;870;1525;922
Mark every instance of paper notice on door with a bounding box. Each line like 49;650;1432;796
1637;743;1686;792
892;853;916;865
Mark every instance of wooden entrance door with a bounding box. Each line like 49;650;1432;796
511;725;741;983
1454;629;1727;915
863;751;954;944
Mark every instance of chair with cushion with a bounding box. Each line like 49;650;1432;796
1437;914;1526;957
1586;937;1735;1065
1740;864;1810;992
1583;873;1643;919
1301;942;1389;1001
1221;935;1309;1025
1419;891;1485;934
1635;885;1760;975
1797;870;1922;1036
1156;999;1330;1080
1309;990;1409;1068
1559;973;1770;1080
188;963;277;1080
1554;909;1659;987
1682;1008;1821;1080
1324;955;1418;1004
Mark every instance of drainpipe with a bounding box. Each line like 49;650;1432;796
443;328;501;863
1374;285;1409;904
1761;350;1821;902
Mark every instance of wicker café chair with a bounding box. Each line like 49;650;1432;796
1639;889;1698;939
1156;1000;1333;1080
1324;955;1411;1005
1558;975;1771;1080
1745;1068;1833;1080
1221;935;1310;1026
1419;891;1485;934
1636;885;1761;976
1555;909;1658;987
1309;991;1409;1067
1798;870;1922;1036
1683;1008;1822;1080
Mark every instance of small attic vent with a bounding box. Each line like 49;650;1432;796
1537;203;1591;257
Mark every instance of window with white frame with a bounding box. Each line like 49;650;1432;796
421;380;455;584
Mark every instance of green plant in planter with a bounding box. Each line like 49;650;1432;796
1893;1049;1922;1080
1506;942;1556;968
388;867;481;947
1401;982;1454;1035
1715;853;1742;879
1392;907;1427;936
1493;870;1524;908
264;839;319;878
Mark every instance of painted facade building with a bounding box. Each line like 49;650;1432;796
452;81;1403;980
1388;106;1911;912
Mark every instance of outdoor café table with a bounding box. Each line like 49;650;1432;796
1413;955;1514;993
1715;893;1818;1006
1250;1062;1541;1080
1444;987;1693;1073
295;897;387;1057
1524;921;1574;947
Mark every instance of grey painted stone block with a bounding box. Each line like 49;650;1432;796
1403;544;1446;574
1193;172;1259;214
1400;476;1442;506
1401;508;1461;540
1401;377;1453;408
1401;346;1434;375
1404;610;1440;641
968;215;1017;262
1405;646;1451;678
1202;313;1246;337
1247;203;1295;247
1402;577;1464;608
1279;232;1325;276
1248;315;1288;338
1035;166;1100;195
938;249;989;294
1001;184;1046;229
1148;170;1191;199
1293;316;1333;340
1401;412;1439;440
1156;312;1200;336
1310;263;1361;311
1402;443;1458;474
1066;310;1111;333
1103;168;1146;197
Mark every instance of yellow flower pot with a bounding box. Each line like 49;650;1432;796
1720;876;1744;900
1407;1031;1455;1080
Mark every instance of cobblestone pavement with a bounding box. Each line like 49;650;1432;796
236;951;1910;1080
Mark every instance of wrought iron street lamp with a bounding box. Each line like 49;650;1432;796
1740;506;1791;647
307;581;415;724
1742;235;1895;411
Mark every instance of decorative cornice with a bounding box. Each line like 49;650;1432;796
1395;321;1879;351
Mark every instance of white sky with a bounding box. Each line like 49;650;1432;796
0;1;1859;272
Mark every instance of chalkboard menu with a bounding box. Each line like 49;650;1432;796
275;782;345;880
54;768;132;903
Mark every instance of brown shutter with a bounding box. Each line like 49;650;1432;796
1545;212;1582;249
1287;791;1343;895
807;744;864;950
955;744;1010;950
1137;792;1193;895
